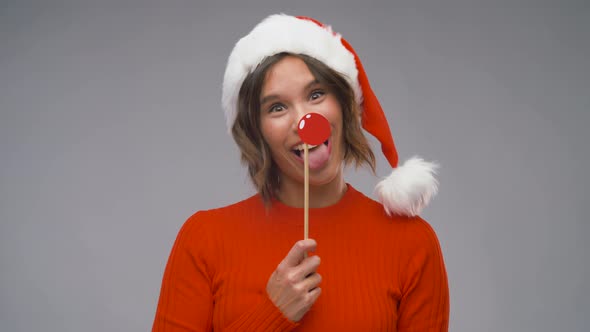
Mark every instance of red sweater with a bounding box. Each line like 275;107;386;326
152;184;449;331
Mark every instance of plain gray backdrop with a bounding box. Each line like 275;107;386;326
1;0;588;331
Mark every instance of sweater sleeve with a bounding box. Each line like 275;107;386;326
397;218;450;332
152;212;214;332
223;296;299;331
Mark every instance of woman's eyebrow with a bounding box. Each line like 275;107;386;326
260;94;280;106
260;79;321;105
304;79;321;90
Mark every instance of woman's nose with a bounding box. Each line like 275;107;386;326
290;105;309;133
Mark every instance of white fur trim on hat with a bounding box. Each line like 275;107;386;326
222;14;362;132
375;157;439;217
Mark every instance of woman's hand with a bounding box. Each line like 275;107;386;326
266;239;322;322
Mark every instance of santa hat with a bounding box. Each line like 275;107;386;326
222;14;439;216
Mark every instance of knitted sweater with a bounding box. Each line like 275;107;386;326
152;184;449;331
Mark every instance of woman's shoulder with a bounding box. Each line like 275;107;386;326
391;215;445;268
170;194;263;248
200;193;262;216
349;185;430;224
349;185;441;244
181;193;263;229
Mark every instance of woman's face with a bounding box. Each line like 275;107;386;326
259;55;344;187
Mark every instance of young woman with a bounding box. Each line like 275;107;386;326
152;14;449;331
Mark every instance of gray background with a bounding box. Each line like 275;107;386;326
1;0;588;331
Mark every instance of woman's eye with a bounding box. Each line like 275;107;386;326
310;90;325;100
268;104;285;113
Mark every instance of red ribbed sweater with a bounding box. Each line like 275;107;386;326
152;184;449;331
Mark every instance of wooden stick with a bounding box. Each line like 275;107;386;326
303;143;309;259
304;143;309;241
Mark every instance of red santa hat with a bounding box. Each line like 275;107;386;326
222;14;439;216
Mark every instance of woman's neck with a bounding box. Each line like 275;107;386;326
276;172;347;208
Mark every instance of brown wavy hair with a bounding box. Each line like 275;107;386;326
231;53;376;204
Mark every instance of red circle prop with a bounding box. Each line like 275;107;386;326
297;113;331;145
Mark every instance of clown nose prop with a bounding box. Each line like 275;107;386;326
297;113;331;145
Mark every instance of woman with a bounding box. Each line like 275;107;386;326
152;14;449;331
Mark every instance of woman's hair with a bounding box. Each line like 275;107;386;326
231;53;376;204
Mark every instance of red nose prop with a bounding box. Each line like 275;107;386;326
297;113;331;145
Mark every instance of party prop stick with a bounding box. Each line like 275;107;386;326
297;113;332;248
304;143;309;241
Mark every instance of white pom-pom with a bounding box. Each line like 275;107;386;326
375;156;439;217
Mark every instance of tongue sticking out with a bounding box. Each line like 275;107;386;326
307;143;330;170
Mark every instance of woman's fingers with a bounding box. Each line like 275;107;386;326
267;239;322;322
279;239;317;269
307;286;322;302
300;272;322;292
291;255;321;282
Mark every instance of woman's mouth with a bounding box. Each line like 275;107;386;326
292;139;329;157
291;139;331;169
